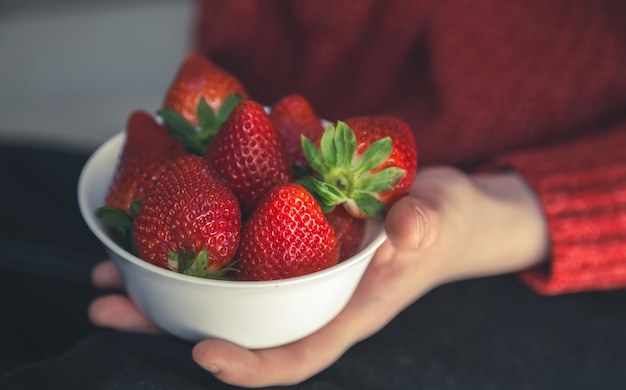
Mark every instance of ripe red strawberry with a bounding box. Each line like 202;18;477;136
302;116;417;218
163;52;248;127
236;183;340;281
133;155;241;277
325;206;366;261
269;94;324;170
104;110;188;214
205;99;293;215
159;53;248;155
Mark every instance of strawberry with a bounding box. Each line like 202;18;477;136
301;116;417;218
163;52;248;127
104;110;188;214
236;183;340;281
269;94;324;171
133;155;241;277
325;206;366;261
205;99;293;216
98;110;187;255
159;52;248;155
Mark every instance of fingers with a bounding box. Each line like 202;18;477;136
193;316;352;387
192;258;386;387
88;295;162;334
384;166;472;254
191;241;418;387
91;260;123;289
385;195;440;253
192;339;306;387
90;262;162;333
190;196;447;387
191;245;432;388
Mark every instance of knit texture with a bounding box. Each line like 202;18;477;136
491;122;626;294
194;0;626;294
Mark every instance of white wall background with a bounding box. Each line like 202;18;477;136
0;1;195;151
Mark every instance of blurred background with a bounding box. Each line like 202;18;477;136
0;0;196;374
0;0;195;152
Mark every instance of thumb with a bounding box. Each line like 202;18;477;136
385;195;440;253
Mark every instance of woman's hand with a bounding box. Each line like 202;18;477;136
89;166;549;387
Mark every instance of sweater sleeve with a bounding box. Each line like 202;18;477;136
489;121;626;295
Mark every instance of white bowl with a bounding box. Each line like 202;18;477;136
78;132;386;349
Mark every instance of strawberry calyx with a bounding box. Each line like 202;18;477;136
300;121;406;218
158;94;243;156
95;200;142;255
169;248;237;280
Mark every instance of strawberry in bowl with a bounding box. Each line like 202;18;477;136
78;135;386;348
79;52;416;348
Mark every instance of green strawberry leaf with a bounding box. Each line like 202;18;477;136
160;95;243;157
95;206;136;255
205;258;239;280
217;94;244;125
301;135;327;174
170;248;239;280
357;167;406;193
352;192;388;218
297;176;336;213
320;123;338;169
129;200;143;218
295;175;315;192
157;108;206;156
197;97;217;135
334;121;357;171
194;249;209;278
319;203;336;214
312;177;349;206
301;119;407;219
172;248;196;275
353;137;392;176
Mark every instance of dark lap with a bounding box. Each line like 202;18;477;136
1;144;625;389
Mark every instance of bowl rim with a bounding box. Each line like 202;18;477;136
78;132;388;289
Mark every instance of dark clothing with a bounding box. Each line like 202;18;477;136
1;143;626;389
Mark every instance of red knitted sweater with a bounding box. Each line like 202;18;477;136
194;0;626;294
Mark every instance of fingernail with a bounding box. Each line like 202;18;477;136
414;206;428;250
204;364;221;375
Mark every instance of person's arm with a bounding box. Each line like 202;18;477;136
90;165;549;387
486;120;626;294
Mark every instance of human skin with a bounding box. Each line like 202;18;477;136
89;166;549;387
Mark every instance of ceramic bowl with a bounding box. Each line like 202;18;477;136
78;132;386;349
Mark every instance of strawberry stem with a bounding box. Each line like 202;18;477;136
333;121;357;170
197;97;217;137
216;94;244;125
171;248;197;275
194;250;209;277
158;108;207;155
95;206;137;255
300;120;406;217
169;248;238;280
158;94;244;156
348;192;387;218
